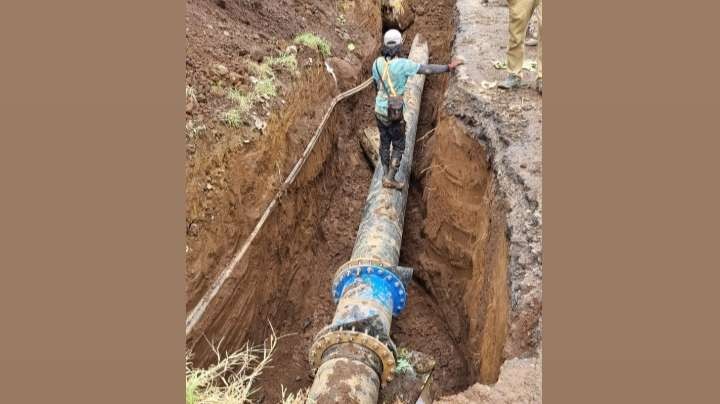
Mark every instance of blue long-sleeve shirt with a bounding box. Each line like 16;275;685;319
371;57;450;116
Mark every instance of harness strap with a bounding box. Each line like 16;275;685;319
375;58;398;97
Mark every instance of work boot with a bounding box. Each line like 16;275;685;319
498;73;521;90
382;159;404;190
536;77;543;95
381;160;390;178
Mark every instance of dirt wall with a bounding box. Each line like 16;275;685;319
432;0;544;400
185;0;382;311
411;114;510;384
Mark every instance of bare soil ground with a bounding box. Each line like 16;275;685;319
185;0;543;402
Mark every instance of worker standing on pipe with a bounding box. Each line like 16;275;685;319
372;29;463;190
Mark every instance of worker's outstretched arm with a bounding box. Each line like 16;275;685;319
417;58;464;75
418;64;450;74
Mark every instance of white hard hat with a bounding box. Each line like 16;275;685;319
383;29;403;47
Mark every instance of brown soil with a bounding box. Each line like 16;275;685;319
186;0;526;402
410;115;510;385
185;0;381;311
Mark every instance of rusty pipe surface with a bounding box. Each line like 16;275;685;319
307;35;429;404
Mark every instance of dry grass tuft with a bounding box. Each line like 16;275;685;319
280;386;308;404
385;0;407;18
185;327;278;404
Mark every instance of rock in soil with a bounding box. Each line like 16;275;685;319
360;126;380;168
210;63;229;77
326;57;361;91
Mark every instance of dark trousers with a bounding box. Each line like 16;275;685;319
376;116;406;169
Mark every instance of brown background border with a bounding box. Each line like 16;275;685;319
0;1;185;402
544;0;720;402
1;0;719;402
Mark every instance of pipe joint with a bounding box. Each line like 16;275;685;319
333;264;408;315
309;328;398;383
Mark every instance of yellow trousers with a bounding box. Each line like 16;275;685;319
507;0;542;79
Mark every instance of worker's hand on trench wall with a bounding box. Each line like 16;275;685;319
449;57;465;71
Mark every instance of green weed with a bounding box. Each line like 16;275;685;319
294;32;332;57
255;78;277;99
226;88;253;114
210;83;225;97
221;109;243;128
219;50;298;127
265;52;298;71
395;347;414;375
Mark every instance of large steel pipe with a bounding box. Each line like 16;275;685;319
307;35;429;404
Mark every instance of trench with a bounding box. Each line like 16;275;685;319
187;0;511;402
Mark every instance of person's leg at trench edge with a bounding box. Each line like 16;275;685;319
499;0;538;90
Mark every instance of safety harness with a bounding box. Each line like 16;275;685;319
374;57;404;122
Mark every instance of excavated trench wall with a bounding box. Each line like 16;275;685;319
185;0;383;313
186;69;374;362
432;1;544;401
417;114;510;383
426;84;542;403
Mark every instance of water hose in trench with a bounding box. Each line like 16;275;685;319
306;35;429;404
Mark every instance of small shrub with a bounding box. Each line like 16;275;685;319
221;109;243;128
210;84;226;97
226;88;245;104
249;60;274;79
395;357;413;374
255;78;277;99
266;52;298;71
395;347;414;375
294;32;332;57
217;50;296;127
226;88;253;114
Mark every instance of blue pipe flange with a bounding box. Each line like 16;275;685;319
333;264;408;316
